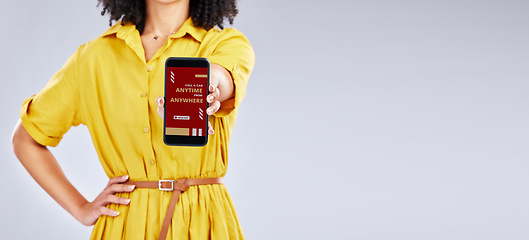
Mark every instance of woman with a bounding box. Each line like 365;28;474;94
11;0;254;239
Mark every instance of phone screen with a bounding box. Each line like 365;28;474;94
164;58;209;146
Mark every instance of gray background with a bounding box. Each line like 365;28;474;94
1;0;528;239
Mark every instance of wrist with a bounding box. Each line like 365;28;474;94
71;199;90;223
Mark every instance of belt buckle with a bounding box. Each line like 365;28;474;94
158;180;174;191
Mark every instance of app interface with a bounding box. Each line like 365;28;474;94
166;66;208;136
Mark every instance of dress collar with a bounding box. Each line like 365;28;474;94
100;17;207;43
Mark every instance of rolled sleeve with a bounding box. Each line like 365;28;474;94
208;29;255;117
20;48;83;147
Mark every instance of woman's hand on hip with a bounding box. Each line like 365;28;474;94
76;175;133;226
155;83;221;135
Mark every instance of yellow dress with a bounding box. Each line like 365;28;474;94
20;17;255;240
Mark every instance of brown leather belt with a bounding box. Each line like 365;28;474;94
124;177;224;240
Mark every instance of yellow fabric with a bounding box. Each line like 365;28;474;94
20;17;254;240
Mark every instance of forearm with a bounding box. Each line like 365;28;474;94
211;63;234;103
12;120;88;221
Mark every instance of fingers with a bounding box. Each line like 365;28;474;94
103;175;134;206
208;121;214;135
107;175;129;187
209;84;218;94
206;85;221;115
106;195;131;205
156;96;165;107
207;85;220;104
207;101;220;115
99;206;120;217
106;183;135;194
98;194;131;209
206;85;219;134
83;175;134;224
155;96;165;119
97;183;132;218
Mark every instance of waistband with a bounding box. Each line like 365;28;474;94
124;177;224;240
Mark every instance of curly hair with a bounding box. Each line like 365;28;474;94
98;0;238;33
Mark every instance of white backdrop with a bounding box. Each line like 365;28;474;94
1;0;528;239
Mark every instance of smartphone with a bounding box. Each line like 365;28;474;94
163;57;210;146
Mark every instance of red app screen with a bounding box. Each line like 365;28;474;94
165;67;208;136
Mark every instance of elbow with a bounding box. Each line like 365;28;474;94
12;120;25;157
12;120;41;158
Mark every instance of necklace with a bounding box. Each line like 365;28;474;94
153;31;176;40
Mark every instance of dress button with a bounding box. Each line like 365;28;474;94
141;92;147;97
147;65;153;72
150;159;156;165
143;127;150;133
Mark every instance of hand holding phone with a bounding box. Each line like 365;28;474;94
162;57;210;146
